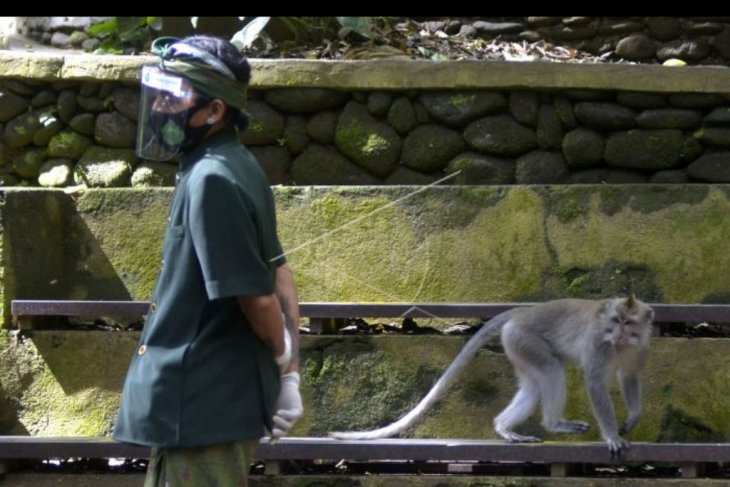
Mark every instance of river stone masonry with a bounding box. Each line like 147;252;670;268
2;53;730;187
2;76;730;186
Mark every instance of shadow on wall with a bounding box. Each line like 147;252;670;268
0;380;30;435
63;209;134;301
28;330;139;395
2;190;134;326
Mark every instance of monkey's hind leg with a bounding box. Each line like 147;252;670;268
493;374;542;443
538;361;590;435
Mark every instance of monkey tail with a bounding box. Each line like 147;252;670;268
328;310;514;440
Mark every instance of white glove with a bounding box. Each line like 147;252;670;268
274;324;291;374
271;372;303;439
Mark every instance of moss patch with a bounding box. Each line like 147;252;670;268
279;186;549;303
547;187;730;302
4;332;730;442
69;189;171;300
0;330;138;435
550;259;662;301
299;336;516;438
594;184;710;216
449;93;477;107
540;186;591;224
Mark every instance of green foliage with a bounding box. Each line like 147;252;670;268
335;17;373;39
230;17;395;52
87;17;162;54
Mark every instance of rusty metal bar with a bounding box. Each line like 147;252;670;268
0;437;148;458
11;300;151;317
11;300;730;322
254;438;730;464
3;437;730;465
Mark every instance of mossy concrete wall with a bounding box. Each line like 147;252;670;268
3;185;730;325
3;331;730;445
2;185;730;441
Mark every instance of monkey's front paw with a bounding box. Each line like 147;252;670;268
606;436;630;457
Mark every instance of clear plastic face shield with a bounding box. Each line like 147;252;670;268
136;66;200;161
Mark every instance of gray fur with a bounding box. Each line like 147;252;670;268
329;298;653;456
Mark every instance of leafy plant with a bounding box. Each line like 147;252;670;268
229;17;391;51
335;17;373;39
87;17;162;54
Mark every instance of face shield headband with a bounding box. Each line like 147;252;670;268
150;37;248;112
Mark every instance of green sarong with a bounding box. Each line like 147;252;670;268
144;440;259;487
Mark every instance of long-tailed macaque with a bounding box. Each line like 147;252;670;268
330;297;654;455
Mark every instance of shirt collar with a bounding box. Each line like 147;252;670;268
178;126;239;173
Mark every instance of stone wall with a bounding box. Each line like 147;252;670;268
3;76;730;187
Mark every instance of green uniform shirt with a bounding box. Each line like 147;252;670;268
113;128;284;447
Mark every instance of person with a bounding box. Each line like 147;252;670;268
113;35;303;486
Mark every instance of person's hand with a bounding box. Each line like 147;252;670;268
274;325;291;374
271;372;303;439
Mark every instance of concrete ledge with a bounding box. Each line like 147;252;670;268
2;52;730;93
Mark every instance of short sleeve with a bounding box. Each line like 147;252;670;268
188;172;275;300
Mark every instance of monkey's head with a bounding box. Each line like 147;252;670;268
602;296;654;349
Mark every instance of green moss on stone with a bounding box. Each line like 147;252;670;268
629;185;710;213
279;187;549;304
541;187;591;224
0;330;138;436
338;122;391;156
48;130;90;159
449;93;476;107
547;187;730;302
362;133;389;155
554;260;662;301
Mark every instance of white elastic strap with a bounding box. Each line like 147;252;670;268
275;326;292;368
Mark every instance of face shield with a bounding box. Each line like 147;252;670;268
136;65;202;161
138;38;251;160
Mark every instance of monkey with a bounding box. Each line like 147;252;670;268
329;296;654;455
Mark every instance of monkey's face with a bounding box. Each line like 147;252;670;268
607;314;643;348
603;298;653;349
